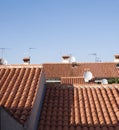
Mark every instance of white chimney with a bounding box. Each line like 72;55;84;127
114;54;119;63
62;55;70;63
23;57;30;65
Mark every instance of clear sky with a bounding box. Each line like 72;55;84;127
0;0;119;64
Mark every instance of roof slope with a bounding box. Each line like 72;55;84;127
43;63;119;79
38;84;119;130
0;65;42;124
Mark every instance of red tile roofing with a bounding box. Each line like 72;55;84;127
0;65;42;124
38;84;119;130
61;77;85;84
43;62;119;79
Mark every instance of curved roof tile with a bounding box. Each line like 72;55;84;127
38;84;119;130
0;65;42;124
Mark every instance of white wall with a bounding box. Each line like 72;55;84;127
25;69;46;130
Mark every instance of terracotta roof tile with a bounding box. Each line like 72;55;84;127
38;84;119;130
0;65;42;124
43;63;119;79
61;77;85;84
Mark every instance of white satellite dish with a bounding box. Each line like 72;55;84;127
0;58;7;65
84;71;93;82
101;79;108;84
3;59;7;65
70;56;76;63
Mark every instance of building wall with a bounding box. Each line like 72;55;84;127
0;107;24;130
25;69;46;130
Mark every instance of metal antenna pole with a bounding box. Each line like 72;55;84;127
0;48;6;59
0;48;10;60
89;53;97;62
29;48;36;56
28;48;36;62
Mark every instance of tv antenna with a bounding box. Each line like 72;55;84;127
89;53;101;62
29;48;36;56
0;48;9;59
24;48;36;55
29;47;36;50
28;48;36;61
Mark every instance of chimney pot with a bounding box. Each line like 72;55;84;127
23;57;30;64
62;55;70;63
114;54;119;63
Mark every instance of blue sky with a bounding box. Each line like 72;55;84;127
0;0;119;64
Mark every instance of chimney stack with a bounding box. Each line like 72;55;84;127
114;54;119;63
62;55;70;63
23;57;30;65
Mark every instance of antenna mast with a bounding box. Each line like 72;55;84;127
89;53;101;62
89;53;97;62
0;48;8;59
29;48;36;56
28;47;36;61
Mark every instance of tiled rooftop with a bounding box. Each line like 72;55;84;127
0;65;42;124
43;63;119;79
38;84;119;130
61;77;85;84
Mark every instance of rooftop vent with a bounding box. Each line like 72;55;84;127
72;62;78;67
23;57;30;65
116;63;119;68
114;54;119;63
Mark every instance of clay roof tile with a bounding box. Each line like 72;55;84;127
0;65;42;124
38;84;119;130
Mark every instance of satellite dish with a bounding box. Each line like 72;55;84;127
101;79;108;84
0;58;7;65
3;59;7;65
70;56;76;63
84;71;93;82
